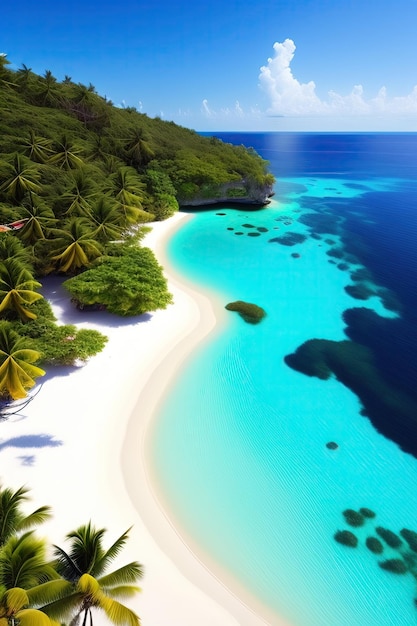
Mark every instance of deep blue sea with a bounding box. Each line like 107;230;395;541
150;133;417;625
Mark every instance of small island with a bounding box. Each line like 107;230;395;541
225;300;267;324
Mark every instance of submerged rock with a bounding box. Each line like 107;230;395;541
326;441;338;450
225;300;266;324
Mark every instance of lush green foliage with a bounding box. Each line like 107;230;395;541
63;245;173;316
0;55;274;396
0;482;142;626
0;323;45;399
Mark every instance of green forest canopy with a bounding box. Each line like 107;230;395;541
0;54;275;399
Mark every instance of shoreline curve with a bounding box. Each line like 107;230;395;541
0;211;291;626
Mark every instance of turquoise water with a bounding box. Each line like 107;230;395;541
150;171;417;625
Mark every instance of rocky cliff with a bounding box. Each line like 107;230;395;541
179;178;274;207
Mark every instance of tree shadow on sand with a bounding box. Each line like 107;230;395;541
0;433;63;451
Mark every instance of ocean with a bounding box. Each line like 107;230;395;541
150;133;417;625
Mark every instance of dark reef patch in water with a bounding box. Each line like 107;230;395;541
284;335;417;458
298;210;341;235
269;232;307;246
345;284;375;300
351;267;373;282
345;183;369;191
326;247;344;259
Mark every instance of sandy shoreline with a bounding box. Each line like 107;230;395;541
0;212;289;626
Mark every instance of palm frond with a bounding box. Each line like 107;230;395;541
99;597;140;626
26;579;73;607
93;528;131;576
38;591;83;621
98;562;143;589
16;608;54;626
99;585;141;600
53;546;83;582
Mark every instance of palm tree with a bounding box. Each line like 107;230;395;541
0;324;45;400
19;131;54;164
0;586;58;626
18;193;57;245
0;154;42;204
0;259;43;321
15;64;35;90
84;197;125;243
37;70;60;106
48;135;84;170
0;54;17;89
47;219;102;274
59;169;98;217
0;234;32;268
123;129;155;169
36;523;142;626
0;484;51;547
104;167;146;224
100;155;124;176
0;532;57;590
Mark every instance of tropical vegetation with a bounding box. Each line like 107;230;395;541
0;482;142;626
0;53;274;400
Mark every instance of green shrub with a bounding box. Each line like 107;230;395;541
366;537;384;554
359;508;376;519
225;301;266;324
148;193;178;221
342;509;365;527
375;527;402;549
334;530;358;547
64;246;173;316
378;559;408;574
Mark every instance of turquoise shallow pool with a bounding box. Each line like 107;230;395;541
150;135;417;625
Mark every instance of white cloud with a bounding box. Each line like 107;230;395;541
201;99;215;117
259;39;417;117
201;99;249;120
259;39;323;115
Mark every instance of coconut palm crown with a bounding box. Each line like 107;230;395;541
0;485;51;548
37;523;143;626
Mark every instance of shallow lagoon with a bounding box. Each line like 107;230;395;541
151;134;417;625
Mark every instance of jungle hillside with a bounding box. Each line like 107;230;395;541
0;54;275;401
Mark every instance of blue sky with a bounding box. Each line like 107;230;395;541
3;0;417;131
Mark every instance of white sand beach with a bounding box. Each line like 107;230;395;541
0;212;289;626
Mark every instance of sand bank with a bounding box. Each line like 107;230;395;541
0;212;289;626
